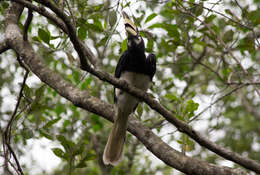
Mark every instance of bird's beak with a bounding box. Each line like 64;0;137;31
122;11;138;37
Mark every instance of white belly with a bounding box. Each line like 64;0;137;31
115;72;151;117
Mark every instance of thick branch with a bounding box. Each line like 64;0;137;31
4;2;248;175
10;0;260;173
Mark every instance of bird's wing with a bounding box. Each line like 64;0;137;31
146;53;157;80
114;50;129;103
115;50;128;78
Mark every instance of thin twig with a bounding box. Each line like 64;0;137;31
190;84;245;123
3;70;28;175
64;0;76;28
176;0;260;97
23;8;33;41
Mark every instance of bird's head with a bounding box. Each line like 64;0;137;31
122;11;144;52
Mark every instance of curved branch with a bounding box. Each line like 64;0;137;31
13;0;102;69
5;2;248;175
10;0;260;173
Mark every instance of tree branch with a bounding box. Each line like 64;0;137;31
13;0;102;69
23;8;33;41
4;2;249;175
8;0;260;173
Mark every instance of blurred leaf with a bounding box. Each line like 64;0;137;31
205;14;216;23
38;28;50;44
55;104;65;115
248;10;260;25
237;36;255;53
43;117;61;129
52;148;65;159
223;30;234;43
137;104;143;117
121;38;127;52
165;93;179;101
90;114;103;131
185;99;199;119
86;23;103;32
35;85;45;101
21;128;34;139
39;129;53;140
225;9;234;17
78;26;87;40
72;71;81;84
80;76;92;90
145;13;157;23
57;135;75;151
109;10;117;27
76;161;87;168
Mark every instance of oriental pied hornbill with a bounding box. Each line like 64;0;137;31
103;11;156;166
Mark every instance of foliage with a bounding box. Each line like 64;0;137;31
0;0;260;175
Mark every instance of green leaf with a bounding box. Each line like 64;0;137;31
90;114;103;131
52;148;65;159
145;13;157;23
32;36;40;42
80;77;92;90
185;99;199;119
121;39;127;52
86;20;103;32
223;30;234;43
76;161;87;168
23;84;33;99
83;150;96;161
165;93;179;101
39;129;53;140
137;104;143;117
237;36;255;53
249;10;260;25
109;10;117;27
146;39;154;52
72;71;80;83
225;9;234;16
43;117;61;129
78;26;87;40
63;119;70;128
35;85;45;101
205;14;216;23
21;128;34;139
38;28;50;44
55;104;65;115
56;135;75;151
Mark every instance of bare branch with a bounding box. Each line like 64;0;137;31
23;8;33;41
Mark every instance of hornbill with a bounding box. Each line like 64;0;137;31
103;11;156;166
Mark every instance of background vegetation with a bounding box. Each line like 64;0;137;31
0;0;260;175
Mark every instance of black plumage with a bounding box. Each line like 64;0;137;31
114;50;156;103
103;11;156;166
